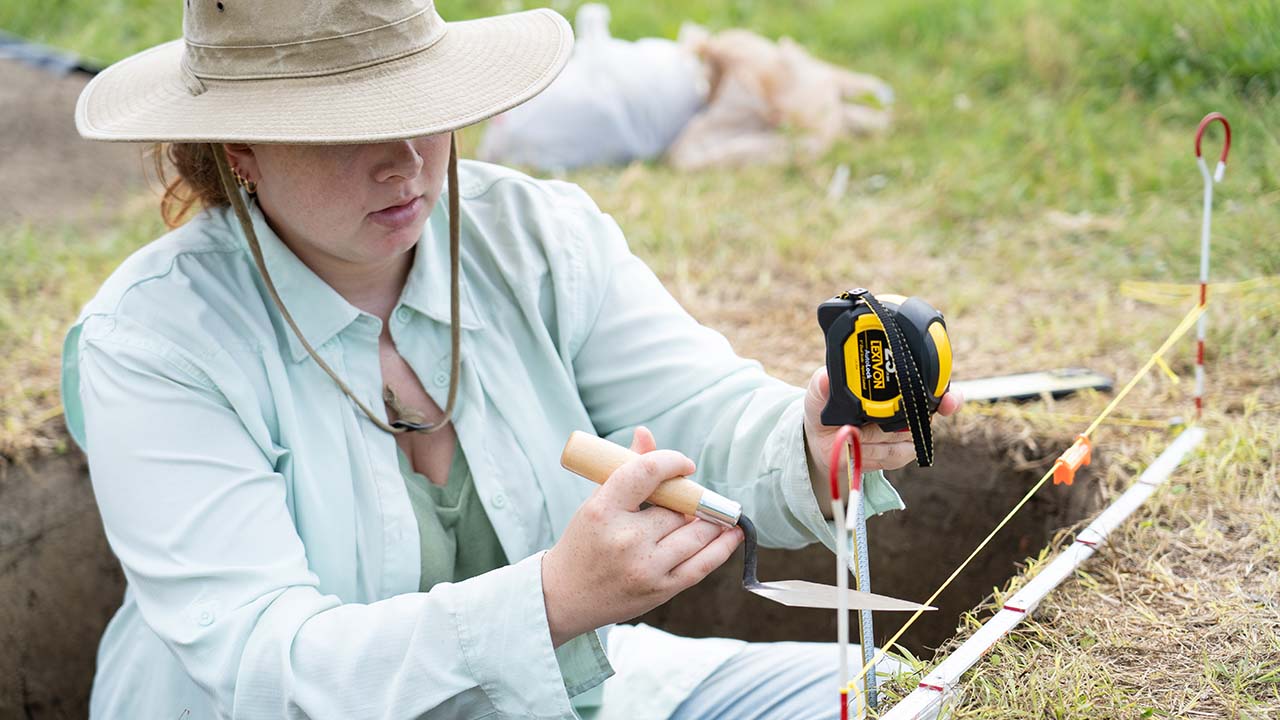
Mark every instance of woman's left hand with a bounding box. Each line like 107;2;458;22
802;366;964;481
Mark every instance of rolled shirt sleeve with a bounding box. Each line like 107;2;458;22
69;315;586;719
568;202;904;554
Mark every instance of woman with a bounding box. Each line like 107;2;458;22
64;2;960;718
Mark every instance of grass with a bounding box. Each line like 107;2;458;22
2;0;1278;716
0;196;165;460
873;402;1280;718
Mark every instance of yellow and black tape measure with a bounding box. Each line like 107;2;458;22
818;289;953;467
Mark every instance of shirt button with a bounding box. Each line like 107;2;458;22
395;306;412;323
198;610;214;626
491;493;507;509
433;371;449;387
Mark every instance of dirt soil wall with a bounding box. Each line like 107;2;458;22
0;452;123;719
638;427;1104;654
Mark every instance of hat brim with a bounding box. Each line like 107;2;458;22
75;8;572;144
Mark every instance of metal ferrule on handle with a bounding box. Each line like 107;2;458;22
693;489;742;527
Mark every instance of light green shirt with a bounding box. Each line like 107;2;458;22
61;159;903;720
396;441;508;592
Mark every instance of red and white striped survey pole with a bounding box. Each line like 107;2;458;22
829;425;864;720
1193;112;1230;420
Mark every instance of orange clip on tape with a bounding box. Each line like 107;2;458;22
1053;435;1092;486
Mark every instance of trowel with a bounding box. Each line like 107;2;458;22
560;432;934;612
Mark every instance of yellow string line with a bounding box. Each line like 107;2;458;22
1120;275;1279;305
1154;356;1181;385
1080;304;1203;440
844;302;1205;693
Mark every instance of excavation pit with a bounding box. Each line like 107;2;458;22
0;427;1106;715
639;427;1106;656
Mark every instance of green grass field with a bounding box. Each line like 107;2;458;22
2;1;1278;717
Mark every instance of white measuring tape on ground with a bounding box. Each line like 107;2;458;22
881;425;1206;720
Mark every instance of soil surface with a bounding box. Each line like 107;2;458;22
0;59;148;226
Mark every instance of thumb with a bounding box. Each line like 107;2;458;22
804;366;831;422
630;426;657;455
803;366;838;476
598;449;696;511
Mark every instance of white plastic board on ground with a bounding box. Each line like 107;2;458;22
950;368;1113;402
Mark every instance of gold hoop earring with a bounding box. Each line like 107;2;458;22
231;166;258;195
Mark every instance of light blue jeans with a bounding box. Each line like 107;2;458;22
668;641;905;720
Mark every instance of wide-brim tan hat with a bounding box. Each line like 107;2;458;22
75;0;573;144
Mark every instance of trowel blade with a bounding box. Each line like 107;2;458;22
747;580;935;611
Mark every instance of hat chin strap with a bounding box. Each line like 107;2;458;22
210;137;461;435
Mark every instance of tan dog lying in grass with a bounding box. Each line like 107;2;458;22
669;24;893;170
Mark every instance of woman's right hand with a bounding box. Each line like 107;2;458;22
541;427;744;646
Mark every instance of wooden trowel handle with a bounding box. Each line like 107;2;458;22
560;431;741;527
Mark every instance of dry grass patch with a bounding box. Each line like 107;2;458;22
868;393;1279;718
575;159;1280;718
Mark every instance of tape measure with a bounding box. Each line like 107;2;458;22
818;289;953;467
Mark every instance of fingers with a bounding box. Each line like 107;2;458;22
655;518;729;567
810;414;896;446
634;504;695;539
938;389;964;416
668;524;744;585
851;422;894;444
598;449;696;511
860;438;916;470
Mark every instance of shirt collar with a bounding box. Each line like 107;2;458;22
232;192;482;364
236;196;361;363
397;191;484;332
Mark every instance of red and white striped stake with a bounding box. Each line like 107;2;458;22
1193;112;1231;419
830;425;864;720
